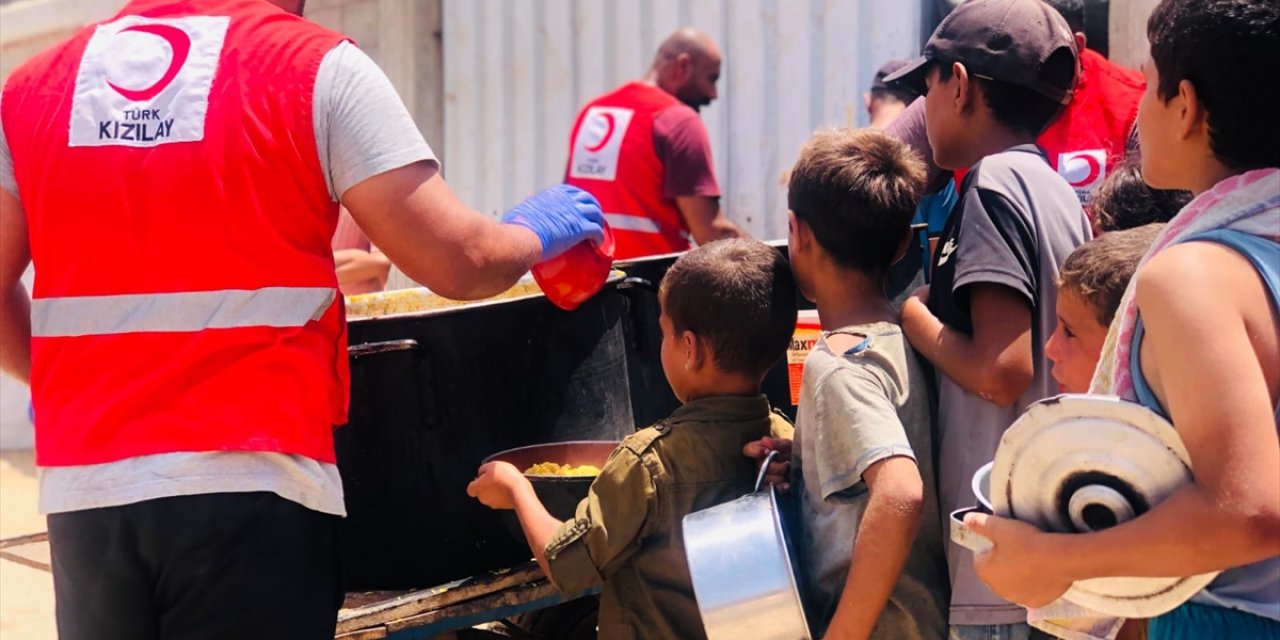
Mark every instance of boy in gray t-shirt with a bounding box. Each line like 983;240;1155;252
884;0;1092;635
752;128;949;639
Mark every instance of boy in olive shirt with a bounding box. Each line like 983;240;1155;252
468;239;797;640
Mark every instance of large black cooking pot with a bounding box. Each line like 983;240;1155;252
337;278;634;590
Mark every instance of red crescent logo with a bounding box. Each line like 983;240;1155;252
107;24;192;102
1068;153;1103;187
584;112;616;153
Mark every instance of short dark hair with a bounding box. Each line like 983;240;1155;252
1148;0;1280;171
1059;223;1163;326
1092;159;1193;232
870;87;921;106
659;240;798;378
1043;0;1086;33
788;128;925;273
937;59;1071;136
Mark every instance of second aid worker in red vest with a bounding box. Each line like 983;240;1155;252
565;28;745;260
0;0;604;636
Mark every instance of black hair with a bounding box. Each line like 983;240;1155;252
660;240;798;378
788;128;925;273
871;87;921;106
1148;0;1280;170
1043;0;1086;33
936;58;1071;136
1092;158;1193;232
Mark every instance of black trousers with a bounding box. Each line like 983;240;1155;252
48;492;342;640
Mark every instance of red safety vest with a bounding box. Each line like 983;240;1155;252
1;0;350;466
565;83;693;259
1037;48;1145;205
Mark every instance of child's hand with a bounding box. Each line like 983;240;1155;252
908;285;930;306
467;461;530;510
964;512;1073;608
743;436;793;493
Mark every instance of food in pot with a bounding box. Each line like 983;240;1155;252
345;280;546;318
525;462;602;477
345;270;626;319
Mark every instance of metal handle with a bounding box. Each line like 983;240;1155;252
754;449;780;493
346;338;438;429
616;276;657;292
950;508;994;553
348;339;420;357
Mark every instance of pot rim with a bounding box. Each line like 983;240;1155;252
482;440;621;481
348;271;625;324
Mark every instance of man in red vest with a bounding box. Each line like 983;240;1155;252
565;28;745;260
0;0;603;636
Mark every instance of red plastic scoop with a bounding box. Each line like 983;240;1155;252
532;220;615;311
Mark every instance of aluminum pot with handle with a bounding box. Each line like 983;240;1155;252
682;451;812;640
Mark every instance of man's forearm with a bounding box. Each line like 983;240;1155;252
511;482;567;580
825;487;922;639
675;195;748;245
0;282;31;384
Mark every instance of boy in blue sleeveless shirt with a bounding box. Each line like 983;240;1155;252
965;2;1280;638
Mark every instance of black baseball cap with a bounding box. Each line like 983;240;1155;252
884;0;1078;106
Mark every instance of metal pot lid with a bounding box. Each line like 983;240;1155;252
990;394;1219;618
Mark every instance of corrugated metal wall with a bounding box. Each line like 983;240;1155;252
441;0;924;241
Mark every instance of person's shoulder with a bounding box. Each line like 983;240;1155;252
1082;49;1145;94
971;146;1077;207
1137;240;1254;303
970;146;1053;180
653;102;705;133
809;340;895;395
619;423;671;457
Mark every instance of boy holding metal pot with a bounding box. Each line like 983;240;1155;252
469;238;797;640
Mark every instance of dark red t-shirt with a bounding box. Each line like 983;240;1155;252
651;106;721;199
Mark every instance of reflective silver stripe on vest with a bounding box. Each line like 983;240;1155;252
604;212;663;234
32;287;337;337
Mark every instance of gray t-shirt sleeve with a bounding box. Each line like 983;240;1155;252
313;41;438;201
952;186;1038;307
810;362;917;500
0;92;16;198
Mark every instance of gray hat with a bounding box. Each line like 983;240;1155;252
885;0;1078;105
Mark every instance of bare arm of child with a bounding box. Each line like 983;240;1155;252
825;456;924;640
468;461;563;580
902;283;1034;406
964;243;1280;607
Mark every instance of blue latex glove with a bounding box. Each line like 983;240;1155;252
501;185;605;260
